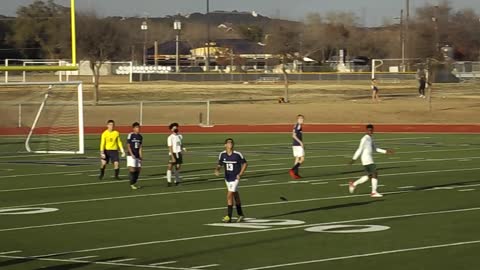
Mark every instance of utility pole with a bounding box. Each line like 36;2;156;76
205;0;210;72
141;20;148;66
401;9;405;71
432;5;439;57
405;0;410;67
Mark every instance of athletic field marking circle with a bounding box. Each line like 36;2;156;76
305;224;390;233
0;207;59;215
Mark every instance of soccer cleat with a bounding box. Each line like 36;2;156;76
130;184;140;190
175;182;180;186
289;169;300;179
237;216;245;223
349;181;356;194
222;216;231;223
371;192;383;198
99;174;104;180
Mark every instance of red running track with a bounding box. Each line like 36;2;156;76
1;124;480;135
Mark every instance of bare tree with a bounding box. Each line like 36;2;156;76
266;25;301;102
77;13;128;104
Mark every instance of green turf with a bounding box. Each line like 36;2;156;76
0;133;479;270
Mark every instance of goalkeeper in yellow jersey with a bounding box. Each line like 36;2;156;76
99;120;125;180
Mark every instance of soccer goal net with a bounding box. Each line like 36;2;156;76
371;58;424;83
0;81;84;154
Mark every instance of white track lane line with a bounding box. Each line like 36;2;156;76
106;258;137;263
242;240;480;270
191;264;220;269
68;255;98;260
0;254;191;270
150;261;178;266
2;143;476;180
0;250;22;255
2;166;480;212
31;206;480;258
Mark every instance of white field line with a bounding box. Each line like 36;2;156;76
0;250;21;255
311;182;329;185
150;261;178;266
0;136;432;160
0;191;408;232
2;166;480;212
3;175;480;233
397;186;415;189
191;264;220;269
2;143;476;180
68;255;98;260
31;206;480;258
458;189;476;192
106;258;137;263
0;254;192;270
242;240;480;270
142;137;433;151
1;151;479;194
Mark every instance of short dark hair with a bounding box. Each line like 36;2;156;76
366;124;374;129
297;114;304;118
225;138;234;144
107;120;115;124
132;122;140;128
372;78;377;81
169;123;179;130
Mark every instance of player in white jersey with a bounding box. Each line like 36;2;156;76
348;124;394;198
166;123;186;187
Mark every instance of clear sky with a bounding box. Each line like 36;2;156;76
1;0;479;26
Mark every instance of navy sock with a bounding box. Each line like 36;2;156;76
227;205;233;219
236;204;244;216
114;169;120;178
292;163;301;174
134;171;140;183
129;172;135;185
99;168;105;177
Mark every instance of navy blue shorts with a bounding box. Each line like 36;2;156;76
103;150;119;163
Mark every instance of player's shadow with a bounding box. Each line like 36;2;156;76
412;179;480;191
0;258;88;270
141;230;311;266
315;166;415;178
264;200;384;219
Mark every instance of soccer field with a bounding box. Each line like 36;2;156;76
0;133;479;270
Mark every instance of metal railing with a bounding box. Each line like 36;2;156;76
3;98;272;128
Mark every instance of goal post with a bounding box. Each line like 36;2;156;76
0;81;84;154
371;58;423;80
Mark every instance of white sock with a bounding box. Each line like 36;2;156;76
167;170;172;183
354;175;369;186
371;178;378;193
174;170;181;183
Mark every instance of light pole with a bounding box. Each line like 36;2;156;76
206;0;210;71
394;10;405;72
141;20;148;66
174;20;182;73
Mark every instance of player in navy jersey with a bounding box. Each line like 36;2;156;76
290;114;305;179
215;138;248;223
127;122;143;190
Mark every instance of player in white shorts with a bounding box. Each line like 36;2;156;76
215;138;248;223
126;122;143;190
290;114;305;179
166;123;186;187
